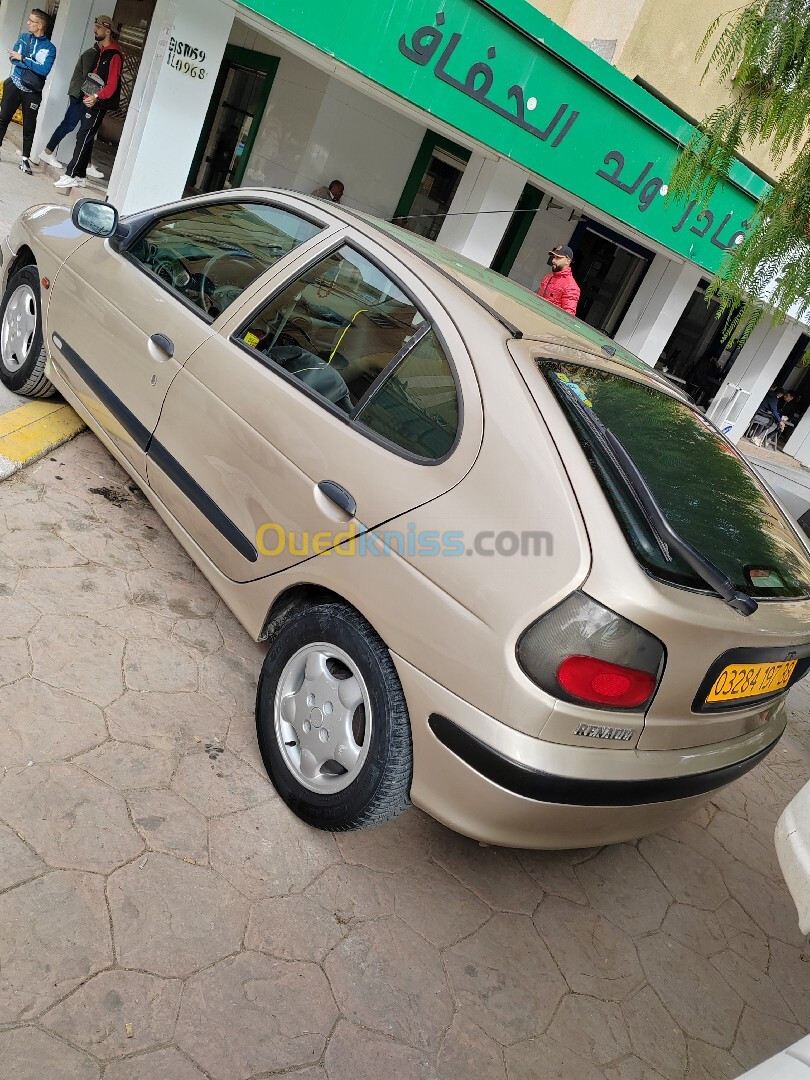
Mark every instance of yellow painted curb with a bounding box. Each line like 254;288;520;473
0;400;85;478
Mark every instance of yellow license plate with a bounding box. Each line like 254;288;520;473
706;660;797;703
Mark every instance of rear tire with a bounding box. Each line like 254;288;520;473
256;600;413;831
0;265;56;398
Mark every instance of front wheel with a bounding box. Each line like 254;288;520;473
256;600;413;831
0;265;56;397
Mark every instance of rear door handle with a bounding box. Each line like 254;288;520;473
150;333;175;358
318;481;356;517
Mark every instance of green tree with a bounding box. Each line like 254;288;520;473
669;0;810;342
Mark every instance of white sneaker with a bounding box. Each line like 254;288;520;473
39;150;65;168
751;435;763;447
54;174;86;189
86;163;104;179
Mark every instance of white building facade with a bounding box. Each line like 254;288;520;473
2;0;807;462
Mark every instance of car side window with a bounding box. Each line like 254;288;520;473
354;330;459;459
237;245;424;412
127;202;322;319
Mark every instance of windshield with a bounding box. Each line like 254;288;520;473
541;361;810;599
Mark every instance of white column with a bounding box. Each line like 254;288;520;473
613;253;702;367
0;0;28;58
707;321;803;442
783;392;810;467
107;0;234;215
435;154;526;267
30;0;109;164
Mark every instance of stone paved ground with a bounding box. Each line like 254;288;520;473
0;432;809;1080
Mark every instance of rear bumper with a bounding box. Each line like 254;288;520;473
429;713;780;807
394;653;787;849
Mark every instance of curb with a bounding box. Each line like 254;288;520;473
0;400;86;480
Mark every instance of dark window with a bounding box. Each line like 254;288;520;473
355;330;459;459
128;202;322;318
238;245;425;411
542;361;810;599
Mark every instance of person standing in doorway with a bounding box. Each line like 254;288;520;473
0;9;56;175
54;16;123;191
40;39;103;178
537;244;581;316
312;180;344;203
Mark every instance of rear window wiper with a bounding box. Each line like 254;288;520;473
555;382;758;617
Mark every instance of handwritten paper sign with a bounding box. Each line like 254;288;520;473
240;0;763;273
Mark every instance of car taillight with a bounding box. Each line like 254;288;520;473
557;656;657;708
517;592;664;712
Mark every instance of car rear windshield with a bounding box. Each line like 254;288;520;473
541;360;810;599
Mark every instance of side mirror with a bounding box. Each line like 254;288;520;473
71;198;124;239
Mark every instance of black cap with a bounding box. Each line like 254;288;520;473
549;244;574;259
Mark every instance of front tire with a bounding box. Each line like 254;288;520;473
256;600;413;831
0;265;56;397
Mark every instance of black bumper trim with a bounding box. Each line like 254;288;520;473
53;335;258;564
428;713;779;806
147;440;258;563
55;335;151;452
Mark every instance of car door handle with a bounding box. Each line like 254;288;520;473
150;333;174;358
318;481;356;517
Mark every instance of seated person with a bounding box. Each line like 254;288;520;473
752;388;794;446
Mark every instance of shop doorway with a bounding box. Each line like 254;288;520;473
48;0;157;176
393;133;471;240
657;281;745;404
569;222;653;337
188;46;279;194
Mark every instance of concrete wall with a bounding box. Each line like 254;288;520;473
230;22;428;219
526;0;574;26
531;0;790;178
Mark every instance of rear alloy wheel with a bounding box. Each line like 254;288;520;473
0;265;56;397
256;601;413;830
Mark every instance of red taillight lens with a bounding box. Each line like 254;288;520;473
557;655;656;708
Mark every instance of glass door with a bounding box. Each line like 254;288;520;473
188;46;278;194
399;148;468;240
393;133;471;241
573;226;652;337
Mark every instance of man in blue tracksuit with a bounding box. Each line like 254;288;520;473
0;8;56;174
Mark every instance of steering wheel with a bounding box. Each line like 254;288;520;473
152;254;191;290
199;252;259;316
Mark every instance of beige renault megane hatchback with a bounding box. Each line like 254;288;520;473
2;189;810;848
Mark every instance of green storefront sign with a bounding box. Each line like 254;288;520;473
239;0;766;275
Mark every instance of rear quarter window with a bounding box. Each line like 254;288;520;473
542;361;810;599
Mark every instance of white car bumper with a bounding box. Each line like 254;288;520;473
775;779;810;936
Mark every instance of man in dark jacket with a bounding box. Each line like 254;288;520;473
752;388;794;446
0;8;56;174
537;244;581;316
54;16;123;190
39;41;102;176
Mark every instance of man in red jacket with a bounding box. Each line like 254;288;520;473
54;15;123;190
537;244;580;316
